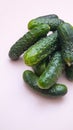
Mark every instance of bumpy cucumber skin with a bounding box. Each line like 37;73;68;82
58;23;73;66
28;15;64;31
28;14;58;29
23;70;38;90
38;52;63;89
23;31;58;66
32;58;48;76
65;64;73;81
32;14;59;20
48;84;67;96
9;24;50;60
23;70;67;96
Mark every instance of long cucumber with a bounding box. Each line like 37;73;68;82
23;31;58;66
9;24;50;60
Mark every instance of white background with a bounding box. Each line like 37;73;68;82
0;0;73;130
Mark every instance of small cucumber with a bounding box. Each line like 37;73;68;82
23;70;67;96
23;70;38;90
9;24;50;60
32;58;49;76
65;64;73;81
38;52;63;89
48;84;67;96
58;22;73;66
28;14;58;29
23;31;58;66
28;15;64;31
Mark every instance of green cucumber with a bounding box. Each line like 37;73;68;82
9;24;50;60
32;57;49;76
28;15;64;31
38;52;63;89
58;22;73;66
65;64;73;81
23;31;58;66
47;83;67;96
23;70;67;96
23;70;38;90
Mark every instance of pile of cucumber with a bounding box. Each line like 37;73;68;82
9;14;73;97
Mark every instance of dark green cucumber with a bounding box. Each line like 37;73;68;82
32;57;49;76
23;31;58;66
38;52;63;89
28;14;58;29
23;70;38;90
9;24;50;60
23;70;67;96
58;23;73;66
47;83;67;96
65;64;73;81
28;15;64;31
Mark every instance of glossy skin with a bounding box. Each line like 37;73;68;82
48;84;67;96
23;31;58;66
28;14;64;31
38;52;63;89
9;24;50;60
23;70;67;96
58;23;73;66
32;58;48;76
65;64;73;81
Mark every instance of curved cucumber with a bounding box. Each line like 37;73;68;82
28;15;64;31
38;52;63;89
48;84;67;96
23;70;38;90
23;31;58;66
9;24;50;60
65;64;73;81
58;22;73;66
23;70;67;96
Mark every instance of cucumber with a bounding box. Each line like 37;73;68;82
9;24;50;60
32;57;49;76
28;15;64;31
23;31;58;66
23;70;38;90
28;14;58;28
47;83;67;96
38;52;63;89
58;22;73;66
65;64;73;81
23;70;67;96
